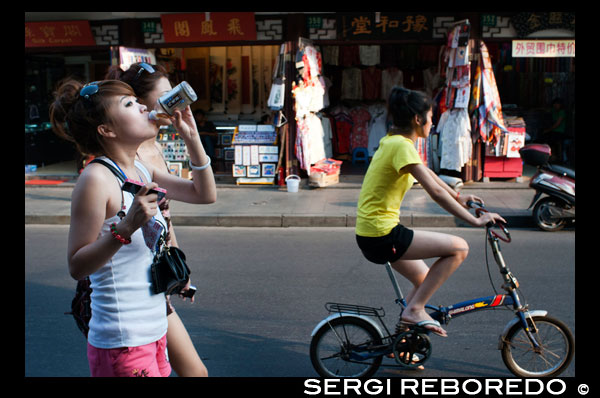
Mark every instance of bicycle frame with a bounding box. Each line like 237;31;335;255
386;224;542;350
312;221;543;363
311;207;573;378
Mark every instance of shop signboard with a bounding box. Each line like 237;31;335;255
337;12;433;40
25;20;96;48
481;14;497;27
118;47;157;71
307;16;323;29
161;12;256;43
510;12;575;37
141;20;158;34
512;40;575;58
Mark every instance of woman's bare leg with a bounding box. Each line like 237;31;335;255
390;229;469;336
167;311;208;377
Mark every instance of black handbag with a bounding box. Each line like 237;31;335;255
151;245;191;295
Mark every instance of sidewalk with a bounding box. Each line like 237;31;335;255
25;161;536;228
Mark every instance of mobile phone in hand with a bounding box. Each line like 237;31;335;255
180;285;197;299
122;179;166;202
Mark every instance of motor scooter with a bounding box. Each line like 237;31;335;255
519;144;575;231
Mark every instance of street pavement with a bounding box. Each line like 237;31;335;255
25;173;538;228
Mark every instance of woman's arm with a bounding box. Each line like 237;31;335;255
67;166;160;280
151;107;217;204
424;167;484;209
404;163;504;227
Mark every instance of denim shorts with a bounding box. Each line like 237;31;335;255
356;224;414;264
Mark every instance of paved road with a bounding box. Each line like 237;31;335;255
25;226;575;377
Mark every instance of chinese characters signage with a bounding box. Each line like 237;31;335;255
512;40;575;58
161;13;256;43
25;21;95;48
511;12;575;37
338;13;433;40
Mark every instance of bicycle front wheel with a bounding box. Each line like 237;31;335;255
501;315;574;377
310;317;383;378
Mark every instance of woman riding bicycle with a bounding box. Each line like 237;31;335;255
355;87;505;338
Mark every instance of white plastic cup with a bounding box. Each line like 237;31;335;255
285;175;300;193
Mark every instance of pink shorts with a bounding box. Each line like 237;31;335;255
87;334;171;377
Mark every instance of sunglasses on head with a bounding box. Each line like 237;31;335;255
79;81;101;101
134;62;156;81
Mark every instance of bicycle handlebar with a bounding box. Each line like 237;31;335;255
467;200;511;243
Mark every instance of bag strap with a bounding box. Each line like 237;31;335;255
89;158;126;182
88;158;126;219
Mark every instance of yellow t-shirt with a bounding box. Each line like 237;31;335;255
355;134;422;237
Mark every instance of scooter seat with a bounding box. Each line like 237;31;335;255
543;164;575;180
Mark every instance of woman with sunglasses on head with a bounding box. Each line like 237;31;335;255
50;79;216;377
355;87;505;339
106;62;209;377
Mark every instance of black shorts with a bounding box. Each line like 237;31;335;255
356;224;414;264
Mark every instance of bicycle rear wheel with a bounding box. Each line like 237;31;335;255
501;315;574;377
310;317;383;378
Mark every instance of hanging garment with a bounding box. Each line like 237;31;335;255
359;45;380;66
292;78;325;118
414;137;428;165
322;45;339;66
330;106;353;155
477;41;508;145
362;66;382;100
437;109;472;172
380;44;403;67
403;69;424;90
295;113;330;173
326;114;338;156
341;67;363;100
423;66;442;99
321;76;332;108
367;103;388;156
381;67;403;101
318;113;334;159
302;45;322;81
305;113;327;165
349;106;372;151
340;45;360;66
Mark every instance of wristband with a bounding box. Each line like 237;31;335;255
110;223;132;245
189;157;211;171
456;192;460;200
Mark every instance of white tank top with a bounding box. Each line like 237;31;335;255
87;157;168;349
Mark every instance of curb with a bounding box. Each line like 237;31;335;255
25;213;534;228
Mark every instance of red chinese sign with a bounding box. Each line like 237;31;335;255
161;13;256;43
512;40;575;58
25;21;96;48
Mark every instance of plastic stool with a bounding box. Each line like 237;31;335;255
352;147;369;165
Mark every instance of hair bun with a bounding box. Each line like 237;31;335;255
49;78;84;131
105;65;125;80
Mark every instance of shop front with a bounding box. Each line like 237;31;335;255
25;19;112;170
25;12;575;184
25;13;290;183
483;12;575;168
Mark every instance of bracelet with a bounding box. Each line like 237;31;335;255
110;223;132;245
189;156;211;171
456;192;460;200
